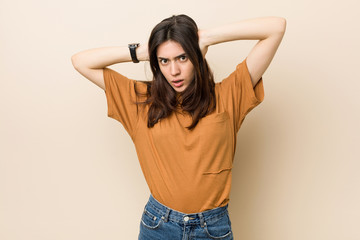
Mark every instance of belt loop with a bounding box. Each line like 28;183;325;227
198;213;205;228
162;208;170;222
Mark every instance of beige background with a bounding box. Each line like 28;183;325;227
1;0;359;239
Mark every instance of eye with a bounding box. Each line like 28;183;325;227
159;59;168;65
179;55;187;61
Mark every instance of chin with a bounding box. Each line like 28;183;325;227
174;88;186;93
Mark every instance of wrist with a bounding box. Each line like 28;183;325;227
198;29;210;48
198;30;211;57
137;44;149;61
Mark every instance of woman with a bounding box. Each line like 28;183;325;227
71;14;286;240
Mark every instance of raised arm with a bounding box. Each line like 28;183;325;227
199;16;286;87
71;44;148;90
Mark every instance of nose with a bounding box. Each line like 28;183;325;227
170;62;180;76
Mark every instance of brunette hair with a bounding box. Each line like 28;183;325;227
135;14;216;130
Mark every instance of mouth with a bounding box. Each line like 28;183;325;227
172;79;184;88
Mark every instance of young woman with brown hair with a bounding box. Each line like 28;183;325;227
71;14;286;240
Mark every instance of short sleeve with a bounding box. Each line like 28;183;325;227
103;67;139;139
219;58;265;133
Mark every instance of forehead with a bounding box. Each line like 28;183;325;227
157;40;185;58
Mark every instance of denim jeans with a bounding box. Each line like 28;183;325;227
138;195;233;240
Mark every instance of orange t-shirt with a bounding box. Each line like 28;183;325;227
103;58;264;213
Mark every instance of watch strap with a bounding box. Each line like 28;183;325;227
128;43;140;63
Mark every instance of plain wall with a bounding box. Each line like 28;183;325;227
1;0;359;239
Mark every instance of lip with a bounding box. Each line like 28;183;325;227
172;79;183;83
172;79;184;88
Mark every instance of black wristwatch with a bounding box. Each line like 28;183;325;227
128;43;140;63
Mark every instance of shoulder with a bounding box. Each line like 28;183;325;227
219;59;249;85
134;80;151;96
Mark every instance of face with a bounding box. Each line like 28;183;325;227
157;40;195;93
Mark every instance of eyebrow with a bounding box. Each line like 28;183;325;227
158;53;187;61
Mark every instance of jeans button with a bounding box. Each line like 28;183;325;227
184;216;189;221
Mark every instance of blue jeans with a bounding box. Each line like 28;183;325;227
138;195;233;240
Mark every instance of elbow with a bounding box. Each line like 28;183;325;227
277;17;287;34
71;54;81;70
266;17;287;37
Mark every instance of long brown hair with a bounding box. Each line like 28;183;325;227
135;14;216;130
